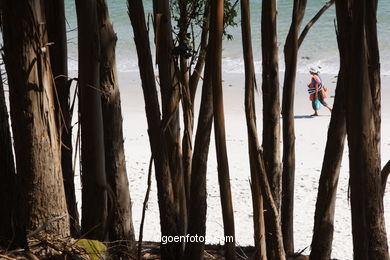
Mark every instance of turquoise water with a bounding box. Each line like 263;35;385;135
64;0;390;75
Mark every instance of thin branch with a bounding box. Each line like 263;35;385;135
27;215;66;238
381;160;390;195
138;155;153;260
298;0;335;49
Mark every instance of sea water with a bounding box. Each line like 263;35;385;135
64;0;390;75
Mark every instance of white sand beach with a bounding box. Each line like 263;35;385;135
72;71;390;260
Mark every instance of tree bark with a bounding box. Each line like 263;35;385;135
154;0;187;247
75;0;108;241
178;0;193;209
2;0;70;237
335;0;389;259
183;57;213;260
183;15;213;260
97;0;135;250
261;0;281;212
241;0;266;258
189;7;209;104
309;71;346;260
0;70;27;249
45;0;80;237
281;0;307;255
128;0;181;258
210;0;236;258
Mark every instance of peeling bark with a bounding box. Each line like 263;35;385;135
2;0;69;237
45;0;79;237
98;0;135;250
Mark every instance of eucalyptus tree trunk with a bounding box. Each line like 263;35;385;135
178;0;193;206
154;0;187;244
184;72;213;260
336;0;389;259
309;72;346;260
128;0;181;258
2;0;69;237
335;0;389;259
75;0;108;240
45;0;80;237
281;0;307;254
261;0;281;212
210;0;236;258
0;70;26;248
189;7;209;104
241;0;266;258
183;14;214;260
181;2;210;208
97;0;135;250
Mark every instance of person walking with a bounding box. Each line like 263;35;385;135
308;68;332;116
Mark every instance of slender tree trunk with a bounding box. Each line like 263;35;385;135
178;0;193;208
210;0;236;258
128;0;181;258
0;70;27;249
2;0;69;237
281;0;307;255
336;0;389;259
75;0;108;240
184;61;213;260
309;71;346;260
45;0;80;237
97;0;135;250
189;7;209;104
298;0;335;48
154;0;187;246
261;0;281;212
183;23;213;260
182;2;210;208
241;0;266;258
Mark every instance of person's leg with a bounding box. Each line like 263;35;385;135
311;100;318;116
319;92;332;112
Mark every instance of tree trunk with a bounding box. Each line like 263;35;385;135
178;0;193;208
75;0;108;240
182;13;215;260
261;0;281;212
0;70;27;248
2;0;69;237
128;0;181;258
97;0;135;250
184;59;213;260
335;0;389;259
189;7;209;104
309;71;346;260
281;0;307;255
45;0;80;237
241;0;266;258
154;0;187;247
210;0;236;258
298;0;335;48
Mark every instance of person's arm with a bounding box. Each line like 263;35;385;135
314;82;319;99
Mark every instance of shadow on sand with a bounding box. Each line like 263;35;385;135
294;115;331;119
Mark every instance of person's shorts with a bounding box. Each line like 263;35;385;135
312;91;328;110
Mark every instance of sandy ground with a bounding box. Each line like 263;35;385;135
71;71;390;260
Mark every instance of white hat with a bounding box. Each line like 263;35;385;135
309;67;320;74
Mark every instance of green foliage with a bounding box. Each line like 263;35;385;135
170;0;238;61
76;239;106;260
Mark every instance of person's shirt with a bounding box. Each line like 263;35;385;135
311;74;321;87
308;74;323;94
